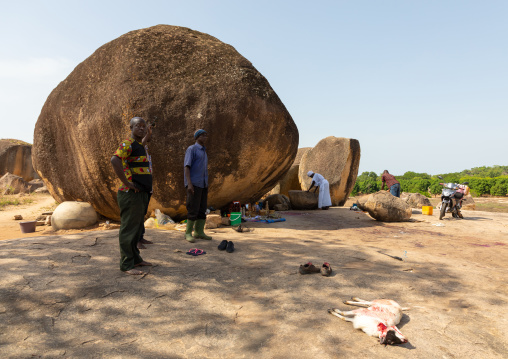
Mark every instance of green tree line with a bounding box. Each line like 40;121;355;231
351;165;508;197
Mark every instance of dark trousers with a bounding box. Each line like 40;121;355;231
139;193;152;242
390;183;401;198
117;190;150;271
186;186;208;220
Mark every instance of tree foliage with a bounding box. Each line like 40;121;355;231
351;166;508;197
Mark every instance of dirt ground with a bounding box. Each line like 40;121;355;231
1;195;508;358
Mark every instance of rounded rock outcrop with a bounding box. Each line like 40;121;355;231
264;194;291;210
288;190;318;210
462;195;475;210
33;25;298;220
0;139;38;182
298;137;360;206
405;193;432;208
51;201;97;230
0;173;27;194
268;147;311;197
356;191;412;222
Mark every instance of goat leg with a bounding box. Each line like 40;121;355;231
328;308;355;322
344;297;372;307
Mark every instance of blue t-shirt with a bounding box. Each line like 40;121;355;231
184;143;208;188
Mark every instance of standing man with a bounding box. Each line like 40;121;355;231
184;129;212;242
306;171;332;210
110;117;153;275
137;122;154;250
381;170;401;197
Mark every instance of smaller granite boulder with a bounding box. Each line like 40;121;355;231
274;203;289;211
34;186;49;194
265;194;291;210
0;173;27;194
205;214;222;229
0;139;38;182
288;190;318;210
405;193;432;208
462;195;476;210
27;179;45;192
52;201;97;230
357;191;412;222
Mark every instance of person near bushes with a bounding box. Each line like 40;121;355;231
381;170;401;197
183;129;212;242
110;117;153;275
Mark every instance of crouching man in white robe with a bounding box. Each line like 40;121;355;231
306;171;332;210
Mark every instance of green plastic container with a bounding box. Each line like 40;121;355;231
230;212;242;226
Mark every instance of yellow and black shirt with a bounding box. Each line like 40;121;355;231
113;138;152;192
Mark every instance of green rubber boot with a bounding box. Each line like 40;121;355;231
185;220;196;242
193;219;212;240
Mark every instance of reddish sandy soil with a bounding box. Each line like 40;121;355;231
0;194;507;358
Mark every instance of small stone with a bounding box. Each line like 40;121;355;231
14;215;23;220
205;214;222;229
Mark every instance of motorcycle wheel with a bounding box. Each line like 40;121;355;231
439;203;446;220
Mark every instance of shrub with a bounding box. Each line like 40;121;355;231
490;183;507;196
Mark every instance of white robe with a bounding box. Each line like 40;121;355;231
312;173;332;208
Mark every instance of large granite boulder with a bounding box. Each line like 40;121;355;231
357;191;412;222
298;137;360;206
52;201;97;230
0;173;27;194
268;147;311;197
405;193;432;208
33;25;298;221
0;139;38;182
288;190;318;210
264;194;291;210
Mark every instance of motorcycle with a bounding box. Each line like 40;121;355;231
437;176;469;220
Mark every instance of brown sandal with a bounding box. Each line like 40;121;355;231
125;268;144;275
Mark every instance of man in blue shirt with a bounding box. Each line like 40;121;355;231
183;129;212;242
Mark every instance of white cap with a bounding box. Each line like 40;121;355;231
307;171;314;177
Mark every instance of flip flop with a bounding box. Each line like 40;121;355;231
186;248;198;256
194;249;207;256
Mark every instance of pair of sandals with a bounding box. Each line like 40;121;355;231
218;240;235;253
299;262;332;276
186;248;207;256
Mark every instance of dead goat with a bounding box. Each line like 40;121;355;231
328;297;409;345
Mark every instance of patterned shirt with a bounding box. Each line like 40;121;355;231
113;138;153;192
382;173;400;189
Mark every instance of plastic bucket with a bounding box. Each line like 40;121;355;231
422;206;433;215
230;212;242;226
19;221;37;233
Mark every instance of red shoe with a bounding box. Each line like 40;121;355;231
299;262;320;274
320;262;332;276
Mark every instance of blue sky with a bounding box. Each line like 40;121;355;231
1;0;507;175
